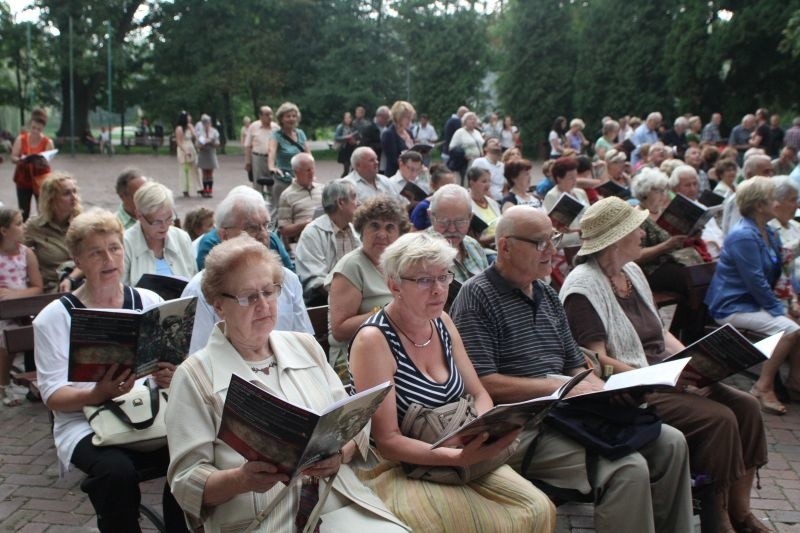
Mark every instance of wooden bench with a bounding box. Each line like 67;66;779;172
669;262;717;344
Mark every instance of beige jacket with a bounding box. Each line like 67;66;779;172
166;326;407;532
122;222;197;286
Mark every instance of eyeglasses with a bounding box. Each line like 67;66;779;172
224;221;270;236
432;216;470;229
400;272;455;289
507;232;563;251
221;285;282;307
143;215;172;227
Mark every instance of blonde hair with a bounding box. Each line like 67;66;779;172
380;232;456;283
133;181;174;217
201;235;284;304
38;172;82;223
736;176;774;218
65;207;123;256
275;102;301;127
390;100;416;125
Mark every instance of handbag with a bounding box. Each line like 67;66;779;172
399;394;518;485
83;379;168;452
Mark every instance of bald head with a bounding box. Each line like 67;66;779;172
495;206;550;245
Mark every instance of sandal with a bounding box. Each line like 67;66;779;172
732;512;773;532
0;384;23;407
749;386;787;415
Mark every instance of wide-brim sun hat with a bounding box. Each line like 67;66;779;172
576;196;650;256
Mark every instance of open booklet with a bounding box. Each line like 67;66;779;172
663;324;782;388
68;296;197;382
219;376;392;476
657;193;723;236
22;149;58;162
593;180;631;200
135;273;189;301
547;192;586;227
430;368;593;449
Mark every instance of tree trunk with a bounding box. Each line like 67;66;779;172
56;69;94;141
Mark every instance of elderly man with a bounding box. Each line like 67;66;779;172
427;184;489;283
115;168;147;229
631;112;662;165
182;186;313;354
701;113;723;144
784;117;800;154
730;114;756;165
295;180;361;306
773;146;798;176
470;137;505;201
721;154;775;235
668;164;724;257
441;105;469;162
662;116;689;159
196;186;293;271
450;206;693;533
357;106;390;171
343;146;399;203
276;152;322;245
244;105;279;192
389;150;428;209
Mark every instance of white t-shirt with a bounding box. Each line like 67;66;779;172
548;130;562;156
34;287;162;474
471;157;505;201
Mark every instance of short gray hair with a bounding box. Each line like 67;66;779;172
322;179;355;215
133;181;173;216
429;184;471;215
461;112;478;126
743;154;771;178
668;165;698;190
602;120;620;136
646;112;662;123
350;146;374;169
115;167;145;196
380;232;457;284
632;167;669;202
772;176;798;202
674;116;689;128
215;185;268;228
290;152;314;171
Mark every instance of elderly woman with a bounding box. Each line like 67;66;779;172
449;111;484;164
502;158;541;212
25;173;83;292
123;181;196;287
268;102;310;217
10;108;54;220
597;148;631;192
175;111;201;198
565;118;589;154
706;177;800;415
769;177;800;296
631;168;705;296
714;159;739;198
560;197;769;533
326;196;409;382
466;166;501;246
381;101;415;177
166;236;407;532
594;120;620;160
349;232;556;532
33;208;185;532
195;114;220;198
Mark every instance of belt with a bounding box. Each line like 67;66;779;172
252;152;267;156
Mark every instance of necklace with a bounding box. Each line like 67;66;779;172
607;271;633;298
385;312;434;348
474;196;488;208
250;357;277;375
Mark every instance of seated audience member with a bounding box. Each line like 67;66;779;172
594;119;619;161
769;177;800;295
669;164;724;258
633;168;707;296
114;168;147;230
560;197;768;533
644;142;669;172
33;208;187;533
326;196;408;382
534;159;556;198
470;137;505;201
706;177;800;415
721;154;775;235
25;173;83;292
501;158;541;212
662;117;689;159
195;185;293;270
122;182;197;286
295;180;361;306
344;147;398;204
597;149;631;194
167;236;408;532
409;164;456;230
389;150;429;207
659;158;683;181
773;146;798;177
0;207;43;406
449;205;693;533
428;184;489;282
543;156;588;248
183;206;214;253
683;146;711;192
466;166;501;247
276;152;322;245
714;159;739;198
574;155;602;204
349;232;556;532
182;187;312;355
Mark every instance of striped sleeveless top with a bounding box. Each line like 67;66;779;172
356;309;465;422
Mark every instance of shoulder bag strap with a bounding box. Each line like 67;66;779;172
89;382;161;429
279;130;306;153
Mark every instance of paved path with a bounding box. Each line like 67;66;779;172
0;153;799;531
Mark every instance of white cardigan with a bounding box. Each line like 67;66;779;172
123;222;197;287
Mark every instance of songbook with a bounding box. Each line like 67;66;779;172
218;375;392;476
431;369;593;448
593;180;631;200
469;214;489;235
410;142;442;155
698;190;725;208
400;181;429;203
68;296;197;381
657;193;722;236
663;324;782;388
22;149;58;162
547;192;585;227
135;274;189;302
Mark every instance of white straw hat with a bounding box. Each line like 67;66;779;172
577;197;649;256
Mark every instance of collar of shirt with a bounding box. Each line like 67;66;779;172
485;264;542;308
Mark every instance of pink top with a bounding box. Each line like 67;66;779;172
0;243;30;290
